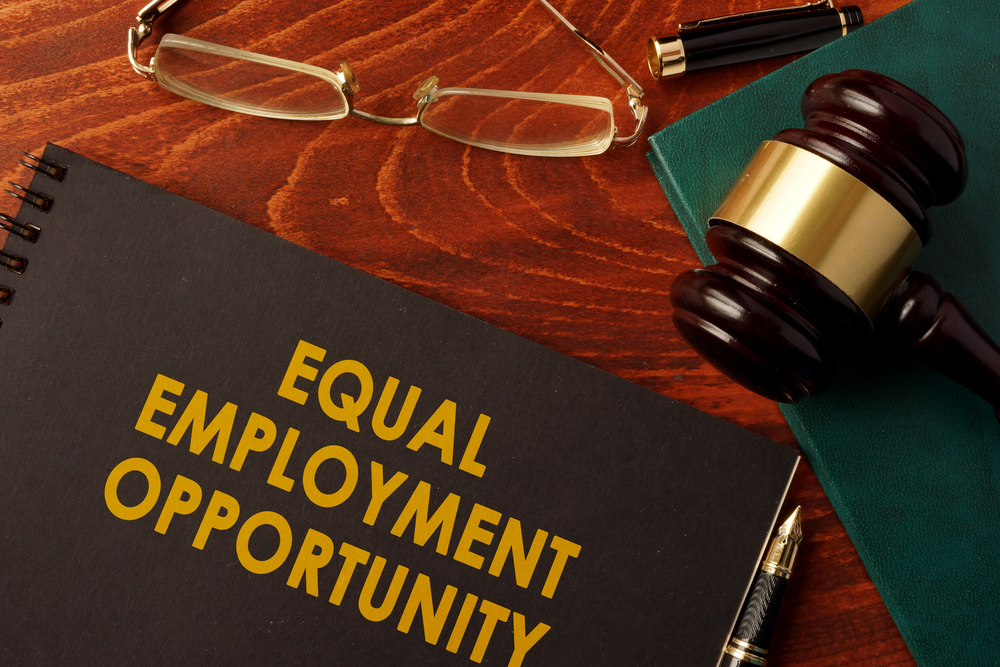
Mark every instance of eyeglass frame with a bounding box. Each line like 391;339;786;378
127;0;648;151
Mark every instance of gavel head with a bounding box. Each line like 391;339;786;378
669;70;967;403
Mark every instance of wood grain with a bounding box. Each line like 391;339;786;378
0;1;914;664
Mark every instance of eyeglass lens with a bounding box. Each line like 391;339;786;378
419;89;616;157
154;35;350;121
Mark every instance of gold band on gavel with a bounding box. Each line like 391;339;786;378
710;140;923;324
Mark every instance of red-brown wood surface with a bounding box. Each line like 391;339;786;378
0;1;914;665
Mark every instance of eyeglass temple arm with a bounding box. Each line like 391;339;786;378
129;0;189;79
534;0;647;147
535;0;640;90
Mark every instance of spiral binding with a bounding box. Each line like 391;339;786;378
0;249;26;274
0;151;65;328
6;180;53;212
0;213;39;242
18;152;65;182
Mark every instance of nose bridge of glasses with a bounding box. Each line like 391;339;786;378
339;61;420;127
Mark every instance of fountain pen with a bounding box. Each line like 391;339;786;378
722;507;803;667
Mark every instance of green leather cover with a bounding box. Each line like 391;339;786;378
647;0;1000;664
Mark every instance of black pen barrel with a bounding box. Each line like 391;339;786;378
683;7;863;72
721;570;789;666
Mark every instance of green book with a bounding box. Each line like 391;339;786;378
647;0;1000;664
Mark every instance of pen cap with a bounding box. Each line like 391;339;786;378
648;3;864;81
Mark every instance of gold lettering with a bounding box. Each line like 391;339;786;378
454;503;501;570
372;377;422;441
192;490;240;549
363;462;409;526
266;428;299;492
154;475;203;535
135;374;184;439
287;528;336;597
330;542;371;606
229;412;277;472
487;518;548;589
405;400;456;465
104;457;161;521
358;556;409;622
236;511;294;575
458;413;490;477
166;390;237;464
470;599;510;664
510;613;551;667
541;535;582;598
317;359;374;432
445;593;479;654
396;574;458;645
277;340;327;405
391;482;461;555
302;445;359;508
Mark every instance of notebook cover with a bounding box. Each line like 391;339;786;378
647;1;1000;664
0;144;798;666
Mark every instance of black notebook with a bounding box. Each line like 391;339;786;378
0;144;798;666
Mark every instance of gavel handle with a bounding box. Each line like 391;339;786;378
884;272;1000;421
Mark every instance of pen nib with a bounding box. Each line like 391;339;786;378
762;506;803;578
777;506;803;544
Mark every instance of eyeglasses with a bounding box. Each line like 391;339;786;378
127;0;647;158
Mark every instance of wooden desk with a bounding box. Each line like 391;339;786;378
0;0;912;664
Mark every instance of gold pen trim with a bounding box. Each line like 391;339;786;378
725;644;767;666
761;562;793;578
729;637;768;655
711;141;921;325
646;36;686;79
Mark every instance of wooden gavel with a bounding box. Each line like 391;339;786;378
670;70;1000;419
